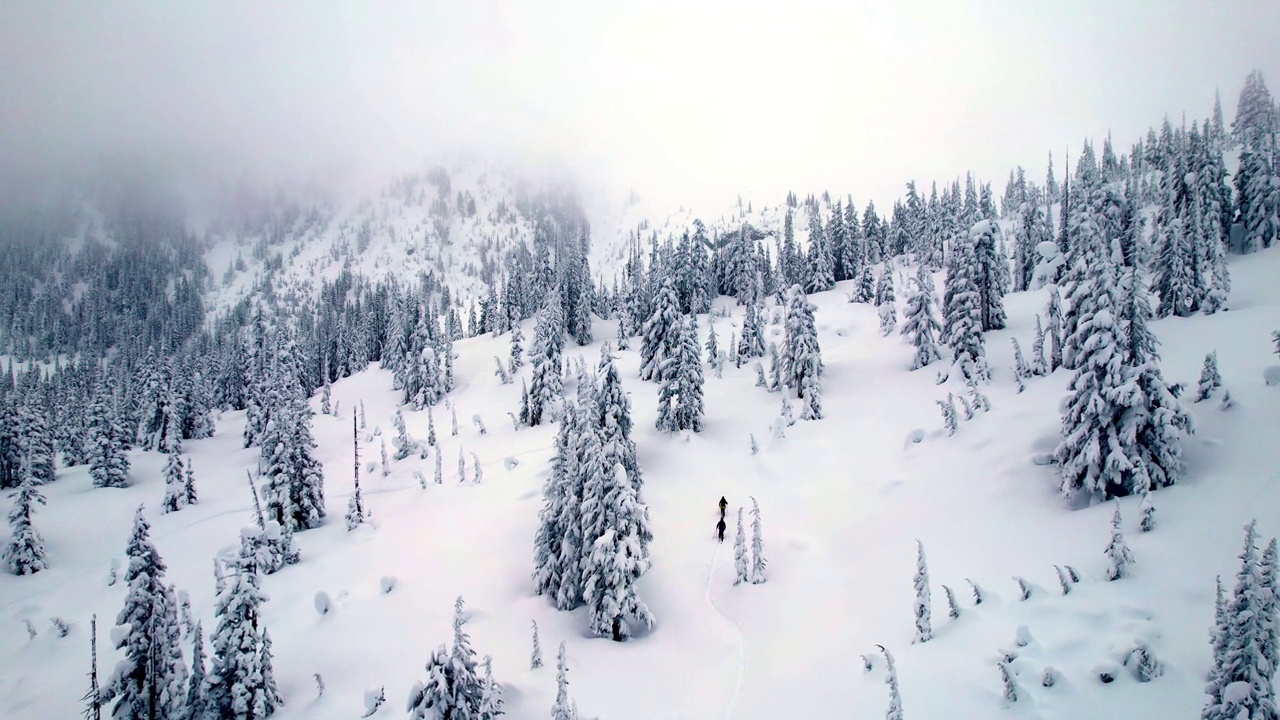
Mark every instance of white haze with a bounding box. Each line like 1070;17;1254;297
2;0;1278;214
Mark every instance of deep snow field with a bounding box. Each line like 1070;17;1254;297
2;246;1278;720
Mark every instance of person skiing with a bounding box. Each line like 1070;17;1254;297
716;517;727;543
718;496;728;517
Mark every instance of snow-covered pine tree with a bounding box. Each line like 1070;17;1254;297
804;209;835;293
478;655;503;719
969;220;1008;331
1139;492;1156;532
530;620;543;669
900;265;943;370
260;380;326;532
734;507;749;586
750;496;766;584
380;438;389;477
942;236;989;381
346;415;366;531
551;641;576;720
393;409;411;461
1203;520;1278;720
183;459;198;506
204;530;281;720
581;465;654;641
1117;267;1193;493
533;403;579;605
88;378;130;489
406;645;452;720
447;596;485;715
434;450;442;485
3;473;47;575
1105;504;1134;580
782;285;822;401
100;506;188;720
160;449;185;514
508;320;525;374
457;446;466;483
1046;287;1064;373
914;540;932;642
737;289;766;360
1259;538;1279;678
656;317;705;432
639;278;681;382
186;621;207;720
937;394;959;436
595;344;642;493
1055;258;1135;502
528;290;566;426
1196;351;1222;402
705;321;721;375
879;645;904;720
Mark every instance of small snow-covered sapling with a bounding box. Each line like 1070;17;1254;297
1126;641;1162;682
23;619;36;639
1042;666;1059;687
998;661;1018;705
943;584;960;619
861;653;874;673
1064;565;1080;583
1105;503;1135;581
361;686;386;717
530;620;543;669
314;673;325;698
1139;494;1156;532
1014;576;1032;601
1055;565;1072;595
967;578;984;605
314;591;332;616
50;617;69;637
749;433;758;455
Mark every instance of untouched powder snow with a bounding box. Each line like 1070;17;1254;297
2;247;1279;719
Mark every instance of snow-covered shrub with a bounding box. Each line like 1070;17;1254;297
315;591;332;615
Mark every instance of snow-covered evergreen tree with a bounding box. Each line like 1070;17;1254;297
1105;504;1134;581
186;621;207;720
3;473;47;575
530;620;543;669
581;465;654;641
88;378;130;489
734;507;749;586
656;317;704;433
781;285;822;403
551;641;577;720
1196;351;1222;402
880;645;904;720
260;381;326;532
942;236;989;381
508;320;525;374
183;459;198;506
1204;520;1278;720
969;220;1008;331
640;278;681;382
528;291;565;427
160;449;185;514
100;506;188;720
914;540;932;642
901;266;943;370
749;496;766;585
205;529;281;720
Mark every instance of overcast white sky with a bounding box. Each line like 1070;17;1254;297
2;1;1278;214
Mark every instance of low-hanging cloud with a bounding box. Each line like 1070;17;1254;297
2;0;1278;215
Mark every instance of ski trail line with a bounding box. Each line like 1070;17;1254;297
705;538;747;720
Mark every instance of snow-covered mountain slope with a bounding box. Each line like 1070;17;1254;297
2;245;1278;718
201;160;574;315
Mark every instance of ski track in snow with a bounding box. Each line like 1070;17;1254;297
704;537;747;720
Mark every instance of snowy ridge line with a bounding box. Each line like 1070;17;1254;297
704;522;747;719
